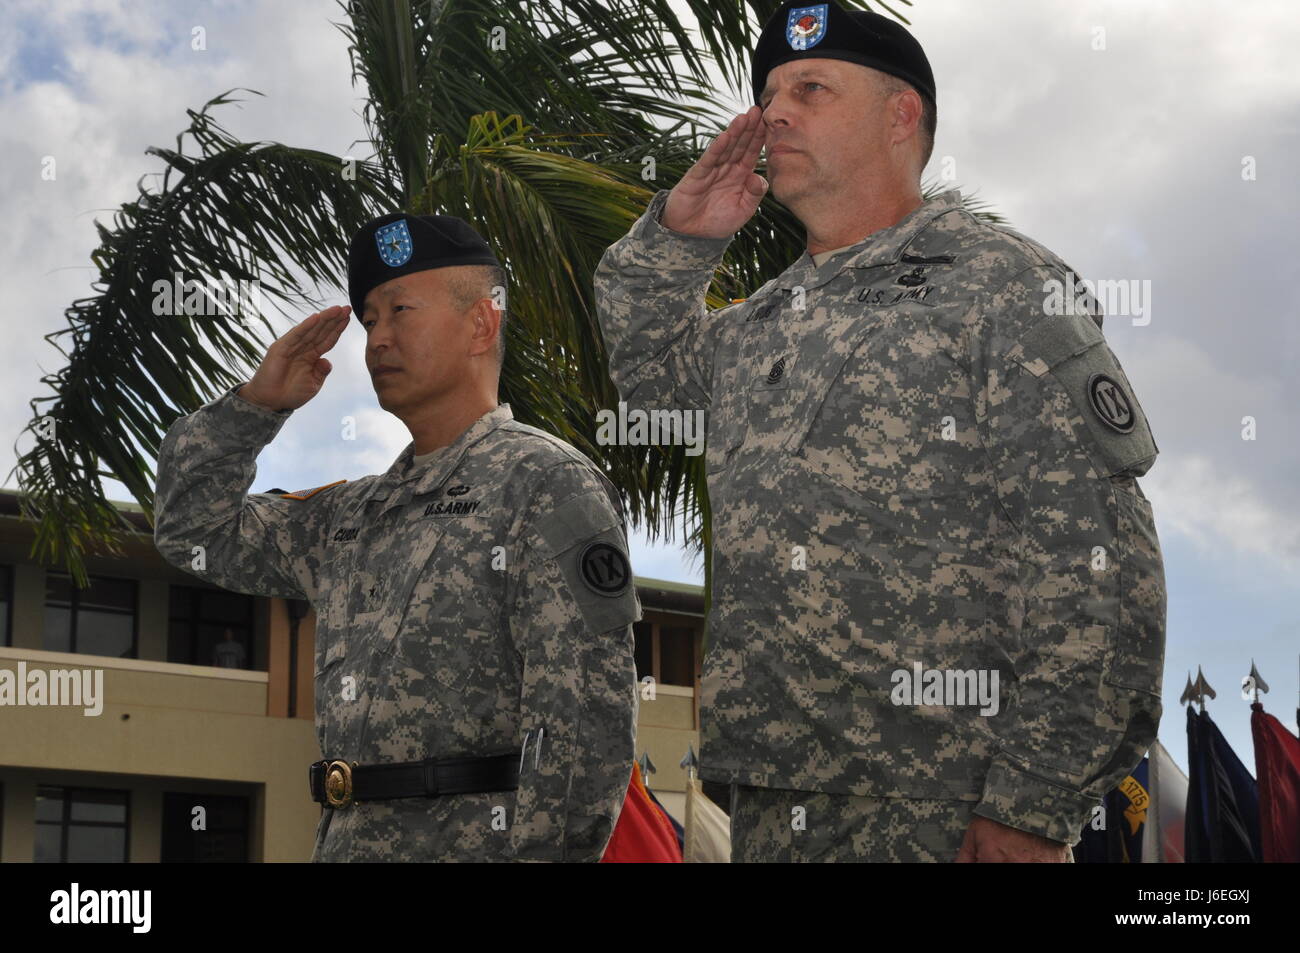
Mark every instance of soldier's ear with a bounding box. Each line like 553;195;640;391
470;296;501;359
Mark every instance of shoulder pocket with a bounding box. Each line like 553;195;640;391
534;494;641;635
1010;315;1158;477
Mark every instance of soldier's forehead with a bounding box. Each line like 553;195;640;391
762;60;853;94
367;273;442;303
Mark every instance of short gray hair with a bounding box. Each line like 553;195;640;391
446;264;507;366
877;72;936;173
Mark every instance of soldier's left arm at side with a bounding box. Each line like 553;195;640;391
503;458;641;862
964;264;1167;846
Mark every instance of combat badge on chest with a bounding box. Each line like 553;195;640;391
857;253;954;306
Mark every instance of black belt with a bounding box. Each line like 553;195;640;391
309;753;519;809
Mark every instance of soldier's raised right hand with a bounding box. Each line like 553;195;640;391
662;106;769;239
238;304;351;412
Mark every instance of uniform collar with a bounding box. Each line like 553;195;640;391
370;403;515;508
774;188;964;293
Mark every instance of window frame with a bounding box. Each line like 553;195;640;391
42;571;138;659
34;784;131;863
167;584;256;669
0;564;13;648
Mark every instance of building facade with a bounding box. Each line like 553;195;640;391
0;490;705;862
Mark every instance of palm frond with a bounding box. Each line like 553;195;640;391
11;91;395;584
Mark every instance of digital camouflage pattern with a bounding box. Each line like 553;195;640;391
154;390;640;861
594;188;1166;847
728;785;981;863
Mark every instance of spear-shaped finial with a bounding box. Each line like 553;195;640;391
1241;660;1270;703
1194;666;1216;709
1180;667;1217;710
680;744;699;780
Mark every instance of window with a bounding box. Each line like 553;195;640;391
160;793;250;862
168;586;255;669
43;573;136;658
632;619;700;688
658;626;695;687
34;786;130;862
0;564;11;647
633;621;654;680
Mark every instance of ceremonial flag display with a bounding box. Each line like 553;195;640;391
1250;701;1300;863
1142;739;1189;863
1185;707;1260;862
600;763;683;863
683;777;732;863
1074;760;1150;862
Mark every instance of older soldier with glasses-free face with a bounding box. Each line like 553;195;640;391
595;0;1165;862
155;213;641;862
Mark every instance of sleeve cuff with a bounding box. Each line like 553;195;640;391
972;757;1097;846
626;189;734;267
204;383;294;440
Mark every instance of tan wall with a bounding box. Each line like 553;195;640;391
267;601;316;720
266;598;289;717
0;649;320;862
0;521;706;859
633;684;699;804
0;766;267;862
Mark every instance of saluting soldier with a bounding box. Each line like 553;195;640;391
594;0;1166;861
155;212;640;861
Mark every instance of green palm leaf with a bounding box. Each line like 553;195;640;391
17;0;999;597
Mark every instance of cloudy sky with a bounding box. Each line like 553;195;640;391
2;0;1297;781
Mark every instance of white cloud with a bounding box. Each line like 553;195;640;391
1145;453;1300;567
908;0;1300;580
4;0;1298;603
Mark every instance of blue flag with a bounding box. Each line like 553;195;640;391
1185;706;1260;862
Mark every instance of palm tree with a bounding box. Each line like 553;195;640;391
13;0;991;593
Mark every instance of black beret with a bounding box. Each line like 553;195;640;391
347;212;499;319
751;1;935;107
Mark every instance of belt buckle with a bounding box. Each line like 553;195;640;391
324;760;358;809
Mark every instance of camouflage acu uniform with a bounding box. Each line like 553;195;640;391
594;188;1166;858
154;388;640;861
729;786;976;863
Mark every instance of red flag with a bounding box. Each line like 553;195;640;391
600;762;682;863
1251;702;1300;863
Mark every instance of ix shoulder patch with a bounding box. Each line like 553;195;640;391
281;479;347;501
579;541;631;597
531;487;640;633
1086;373;1135;434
